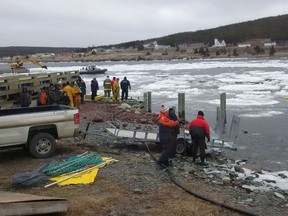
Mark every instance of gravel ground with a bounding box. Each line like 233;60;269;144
0;101;287;216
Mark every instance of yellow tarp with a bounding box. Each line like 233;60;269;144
85;95;105;101
49;168;99;186
48;157;118;186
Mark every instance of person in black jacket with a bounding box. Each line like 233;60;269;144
120;76;131;100
19;87;31;107
91;78;99;100
77;76;86;104
157;105;179;168
61;91;70;106
169;107;180;157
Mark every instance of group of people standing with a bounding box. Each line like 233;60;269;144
91;76;131;102
59;77;86;109
157;105;210;168
19;75;132;108
19;76;86;109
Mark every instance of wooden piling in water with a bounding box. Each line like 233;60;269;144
143;92;148;111
220;92;227;123
178;93;185;121
147;92;152;112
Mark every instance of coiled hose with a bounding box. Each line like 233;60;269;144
143;142;259;216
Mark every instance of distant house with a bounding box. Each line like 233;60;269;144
264;42;276;47
30;53;55;58
238;44;251;48
143;41;170;50
213;38;226;47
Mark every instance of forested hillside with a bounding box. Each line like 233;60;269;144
0;46;83;58
113;14;288;48
1;14;287;57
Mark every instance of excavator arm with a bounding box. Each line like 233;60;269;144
10;60;47;69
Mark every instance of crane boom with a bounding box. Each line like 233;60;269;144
10;60;48;70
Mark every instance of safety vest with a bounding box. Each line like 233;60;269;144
39;92;47;105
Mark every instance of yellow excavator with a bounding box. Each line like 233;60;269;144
10;60;48;70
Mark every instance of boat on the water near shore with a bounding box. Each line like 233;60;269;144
79;65;107;75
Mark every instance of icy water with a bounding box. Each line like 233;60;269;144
1;57;288;171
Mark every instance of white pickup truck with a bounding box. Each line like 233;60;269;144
0;105;80;158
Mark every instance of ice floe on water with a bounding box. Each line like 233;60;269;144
218;83;281;92
209;94;279;106
239;111;283;118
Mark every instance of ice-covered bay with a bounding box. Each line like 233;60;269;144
27;58;288;116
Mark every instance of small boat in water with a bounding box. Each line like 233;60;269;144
79;65;107;75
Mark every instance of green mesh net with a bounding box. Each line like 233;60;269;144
42;152;103;177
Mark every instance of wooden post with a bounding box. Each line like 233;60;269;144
216;106;220;122
143;93;148;111
220;93;227;123
178;93;185;121
147;92;152;113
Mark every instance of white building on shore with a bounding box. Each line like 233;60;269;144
213;38;226;47
264;42;276;47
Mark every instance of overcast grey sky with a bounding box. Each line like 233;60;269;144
1;0;288;47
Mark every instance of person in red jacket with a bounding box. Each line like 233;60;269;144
189;111;210;165
157;105;179;168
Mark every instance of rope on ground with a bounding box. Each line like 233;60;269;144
111;108;125;121
143;142;259;216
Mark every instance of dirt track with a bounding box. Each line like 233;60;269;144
0;101;287;216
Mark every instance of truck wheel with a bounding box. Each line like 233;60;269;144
29;132;56;158
176;139;186;155
176;139;192;155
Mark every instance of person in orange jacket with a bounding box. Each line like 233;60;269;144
157;105;179;168
189;111;210;165
37;88;47;106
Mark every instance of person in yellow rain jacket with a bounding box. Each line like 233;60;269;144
113;78;120;102
72;83;82;109
62;81;75;107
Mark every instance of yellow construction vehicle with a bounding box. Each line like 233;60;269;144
10;60;48;70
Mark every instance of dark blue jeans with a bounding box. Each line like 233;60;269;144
158;134;172;166
192;139;206;163
121;89;128;100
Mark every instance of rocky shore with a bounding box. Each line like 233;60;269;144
1;101;287;216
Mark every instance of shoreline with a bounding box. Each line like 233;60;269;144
1;46;288;64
